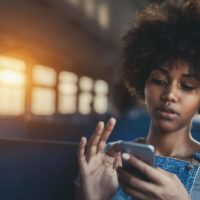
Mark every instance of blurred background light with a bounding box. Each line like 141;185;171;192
58;71;78;114
0;56;26;71
83;0;95;18
97;3;110;29
0;56;26;115
0;70;25;86
94;80;108;113
32;65;56;87
78;92;93;114
79;76;93;91
67;0;80;7
31;87;55;115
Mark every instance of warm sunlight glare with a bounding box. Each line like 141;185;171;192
0;56;26;71
0;56;26;115
0;70;25;85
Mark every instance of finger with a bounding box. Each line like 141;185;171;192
88;121;105;146
97;117;116;152
123;187;147;200
113;152;122;169
157;168;180;182
77;137;87;170
107;143;121;157
118;167;155;193
157;167;173;176
87;121;105;158
122;153;165;184
118;173;148;200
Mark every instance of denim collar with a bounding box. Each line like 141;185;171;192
193;151;200;162
134;137;200;163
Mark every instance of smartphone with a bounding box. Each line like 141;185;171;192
120;141;155;180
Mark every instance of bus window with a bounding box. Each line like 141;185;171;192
58;71;77;114
0;56;26;115
93;79;108;114
32;65;56;115
79;76;93;114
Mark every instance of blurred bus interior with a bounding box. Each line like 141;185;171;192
0;0;199;199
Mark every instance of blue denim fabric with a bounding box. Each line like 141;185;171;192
111;154;200;200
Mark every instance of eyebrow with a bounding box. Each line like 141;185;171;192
156;68;196;79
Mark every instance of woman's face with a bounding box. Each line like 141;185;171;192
145;59;200;132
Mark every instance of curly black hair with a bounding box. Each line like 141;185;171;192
123;0;200;98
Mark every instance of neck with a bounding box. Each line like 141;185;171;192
145;122;194;159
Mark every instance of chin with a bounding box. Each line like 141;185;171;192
154;119;178;133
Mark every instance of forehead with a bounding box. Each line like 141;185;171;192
155;59;192;76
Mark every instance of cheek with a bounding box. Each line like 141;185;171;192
178;92;200;118
144;86;159;110
183;98;200;115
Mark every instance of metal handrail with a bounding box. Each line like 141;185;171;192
0;136;79;146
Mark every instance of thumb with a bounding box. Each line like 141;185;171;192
113;152;122;169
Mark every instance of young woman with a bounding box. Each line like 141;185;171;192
75;0;200;199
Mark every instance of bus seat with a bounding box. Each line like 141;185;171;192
0;138;78;200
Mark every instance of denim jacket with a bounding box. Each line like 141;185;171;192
75;140;200;200
111;143;200;200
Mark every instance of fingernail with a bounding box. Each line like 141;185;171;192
97;121;104;127
122;153;130;160
81;137;86;142
109;117;116;124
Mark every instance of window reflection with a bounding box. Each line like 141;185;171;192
0;56;26;115
0;87;25;115
94;80;108;114
58;71;77;114
79;93;93;114
79;76;93;114
32;65;56;115
32;65;56;87
0;55;26;71
0;55;110;116
32;88;55;115
79;76;93;91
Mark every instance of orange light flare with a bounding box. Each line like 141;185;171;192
0;56;26;86
0;70;25;85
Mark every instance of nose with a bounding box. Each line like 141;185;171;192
160;83;179;103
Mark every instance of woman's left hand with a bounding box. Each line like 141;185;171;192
118;153;191;200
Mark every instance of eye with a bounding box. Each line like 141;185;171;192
181;83;195;91
151;79;167;85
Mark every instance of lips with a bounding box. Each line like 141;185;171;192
157;105;179;120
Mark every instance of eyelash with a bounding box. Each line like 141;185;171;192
181;84;195;91
151;79;195;91
151;79;167;85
